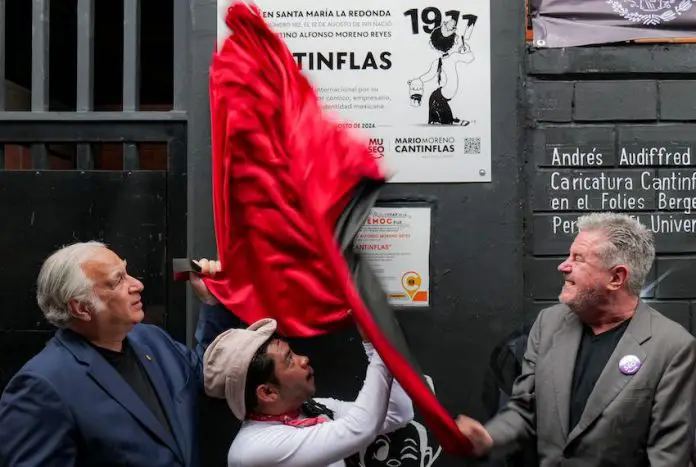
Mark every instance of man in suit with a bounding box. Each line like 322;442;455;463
0;241;239;466
457;212;696;466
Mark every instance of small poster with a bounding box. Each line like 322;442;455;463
217;0;492;183
354;206;431;307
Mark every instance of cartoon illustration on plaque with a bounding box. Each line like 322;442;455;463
359;376;442;467
407;14;477;126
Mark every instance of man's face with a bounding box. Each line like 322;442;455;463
557;230;613;312
441;19;456;36
81;248;145;329
266;339;316;405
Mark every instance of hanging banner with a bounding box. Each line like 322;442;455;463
531;0;696;48
354;206;431;308
217;0;492;183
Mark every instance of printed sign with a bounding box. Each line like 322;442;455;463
531;126;696;255
217;0;492;183
354;206;431;307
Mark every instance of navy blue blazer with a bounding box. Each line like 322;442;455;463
0;304;240;467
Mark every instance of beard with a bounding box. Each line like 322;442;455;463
560;282;605;315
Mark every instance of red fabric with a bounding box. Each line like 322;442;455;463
206;4;473;457
205;3;384;337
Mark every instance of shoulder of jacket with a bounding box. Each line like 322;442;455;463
537;303;572;325
19;338;74;378
129;323;170;343
644;305;695;348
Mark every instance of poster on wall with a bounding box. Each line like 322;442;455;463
531;0;696;48
217;0;492;183
353;206;431;308
360;375;442;466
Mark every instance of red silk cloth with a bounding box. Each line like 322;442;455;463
204;3;385;336
203;3;473;457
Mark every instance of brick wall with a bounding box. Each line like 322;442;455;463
524;44;696;334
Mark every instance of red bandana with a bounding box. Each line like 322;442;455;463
247;410;328;428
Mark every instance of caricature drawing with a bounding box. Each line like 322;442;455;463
360;376;442;467
407;15;478;126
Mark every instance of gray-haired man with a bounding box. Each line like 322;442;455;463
457;212;696;466
0;242;238;466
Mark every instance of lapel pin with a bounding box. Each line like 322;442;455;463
145;354;152;361
619;355;641;375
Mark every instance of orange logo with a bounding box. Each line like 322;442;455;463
401;271;428;302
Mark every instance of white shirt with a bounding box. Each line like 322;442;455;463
227;343;414;467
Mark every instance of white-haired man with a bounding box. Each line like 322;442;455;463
0;241;238;466
457;212;696;466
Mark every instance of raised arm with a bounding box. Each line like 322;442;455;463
154;301;240;390
231;344;396;467
322;343;414;435
163;259;241;387
379;377;414;434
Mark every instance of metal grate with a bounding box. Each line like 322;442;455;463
0;115;188;338
122;0;140;169
0;0;190;172
0;0;191;341
76;0;94;169
31;0;49;167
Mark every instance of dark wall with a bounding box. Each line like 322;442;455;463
0;171;169;389
188;1;526;467
525;45;696;334
187;0;219;348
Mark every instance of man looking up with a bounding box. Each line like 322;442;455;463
0;241;238;466
457;212;696;466
203;316;414;466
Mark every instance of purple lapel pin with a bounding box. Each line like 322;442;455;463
619;355;641;375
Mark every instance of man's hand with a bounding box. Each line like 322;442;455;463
356;322;369;343
456;414;493;457
346;309;370;342
190;259;221;305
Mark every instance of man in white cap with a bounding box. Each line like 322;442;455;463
203;317;414;467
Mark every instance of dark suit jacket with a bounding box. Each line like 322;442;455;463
0;304;239;467
485;302;696;467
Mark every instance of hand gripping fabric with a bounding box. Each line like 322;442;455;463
203;3;473;456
